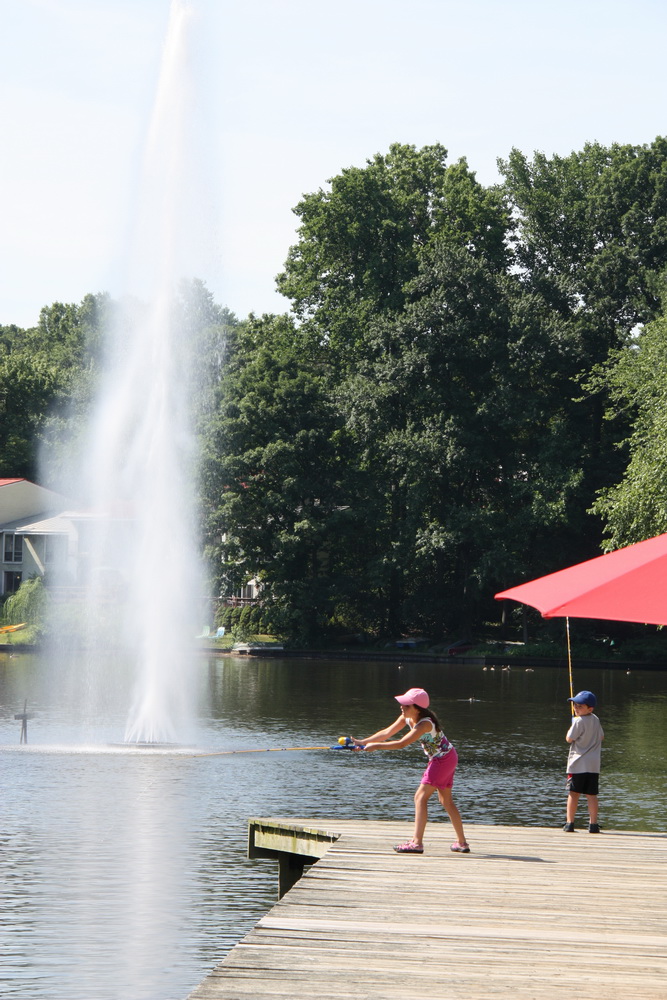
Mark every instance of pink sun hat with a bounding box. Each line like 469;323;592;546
395;687;430;708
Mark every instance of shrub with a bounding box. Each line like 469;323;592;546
2;577;47;635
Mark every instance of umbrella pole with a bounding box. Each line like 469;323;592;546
566;616;575;713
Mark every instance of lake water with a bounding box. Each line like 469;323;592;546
1;652;666;999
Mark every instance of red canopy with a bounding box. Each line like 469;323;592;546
495;533;667;626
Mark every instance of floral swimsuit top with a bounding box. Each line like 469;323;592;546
411;718;452;759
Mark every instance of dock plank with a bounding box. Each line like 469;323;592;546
187;821;667;999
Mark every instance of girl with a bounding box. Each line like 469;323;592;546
353;686;470;854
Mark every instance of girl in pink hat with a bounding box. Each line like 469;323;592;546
352;687;469;854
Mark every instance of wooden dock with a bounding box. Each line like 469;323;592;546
187;819;667;1000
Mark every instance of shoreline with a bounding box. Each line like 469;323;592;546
196;643;667;671
3;640;666;671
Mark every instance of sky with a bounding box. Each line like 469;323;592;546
1;0;667;328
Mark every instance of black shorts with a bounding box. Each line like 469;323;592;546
566;772;599;795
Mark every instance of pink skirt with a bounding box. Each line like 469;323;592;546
420;747;458;789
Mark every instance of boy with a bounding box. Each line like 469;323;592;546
563;690;604;833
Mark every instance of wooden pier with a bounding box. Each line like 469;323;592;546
187;819;667;1000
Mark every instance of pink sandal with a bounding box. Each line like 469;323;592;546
450;842;470;853
394;840;424;853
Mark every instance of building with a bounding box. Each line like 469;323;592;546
0;478;77;596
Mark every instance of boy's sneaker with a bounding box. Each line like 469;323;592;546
588;823;601;834
562;822;575;832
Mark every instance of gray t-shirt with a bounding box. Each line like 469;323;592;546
566;713;604;774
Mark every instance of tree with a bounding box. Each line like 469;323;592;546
495;141;667;566
273;144;519;636
0;351;65;479
590;312;667;547
277;143;510;369
333;242;515;634
0;294;114;483
201;313;367;643
499;138;667;343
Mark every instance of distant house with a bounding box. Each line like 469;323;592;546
1;477;258;605
0;478;77;596
223;579;260;606
217;531;261;606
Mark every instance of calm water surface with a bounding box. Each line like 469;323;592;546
1;653;666;999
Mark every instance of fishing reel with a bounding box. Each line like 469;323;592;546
334;736;357;749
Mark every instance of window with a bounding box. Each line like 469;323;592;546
3;534;23;563
3;571;22;594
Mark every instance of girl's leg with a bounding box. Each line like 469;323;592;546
437;787;468;846
412;783;436;845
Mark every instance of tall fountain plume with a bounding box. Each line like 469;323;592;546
73;0;207;743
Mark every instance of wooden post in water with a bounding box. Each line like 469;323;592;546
14;700;34;744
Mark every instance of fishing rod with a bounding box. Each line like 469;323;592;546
190;736;357;758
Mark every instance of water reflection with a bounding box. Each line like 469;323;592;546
1;652;666;999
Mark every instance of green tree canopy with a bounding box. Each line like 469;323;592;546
201;313;371;642
499;138;667;343
591;311;667;547
278;143;511;368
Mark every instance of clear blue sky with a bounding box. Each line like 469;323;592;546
1;0;666;327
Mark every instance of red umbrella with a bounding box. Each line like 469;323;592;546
495;532;667;626
495;533;667;704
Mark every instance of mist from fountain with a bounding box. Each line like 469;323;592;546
45;0;211;744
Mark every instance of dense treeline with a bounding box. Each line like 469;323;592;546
4;138;667;644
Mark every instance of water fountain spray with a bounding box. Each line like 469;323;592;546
74;0;206;744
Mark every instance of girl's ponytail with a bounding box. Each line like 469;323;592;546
417;705;441;731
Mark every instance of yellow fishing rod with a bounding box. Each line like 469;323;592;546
190;736;357;758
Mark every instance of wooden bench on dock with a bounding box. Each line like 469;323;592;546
188;818;667;1000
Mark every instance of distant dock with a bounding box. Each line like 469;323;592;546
188;818;667;1000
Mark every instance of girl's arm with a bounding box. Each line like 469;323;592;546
364;718;432;751
351;714;407;746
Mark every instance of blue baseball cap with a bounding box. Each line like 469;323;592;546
568;690;597;708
